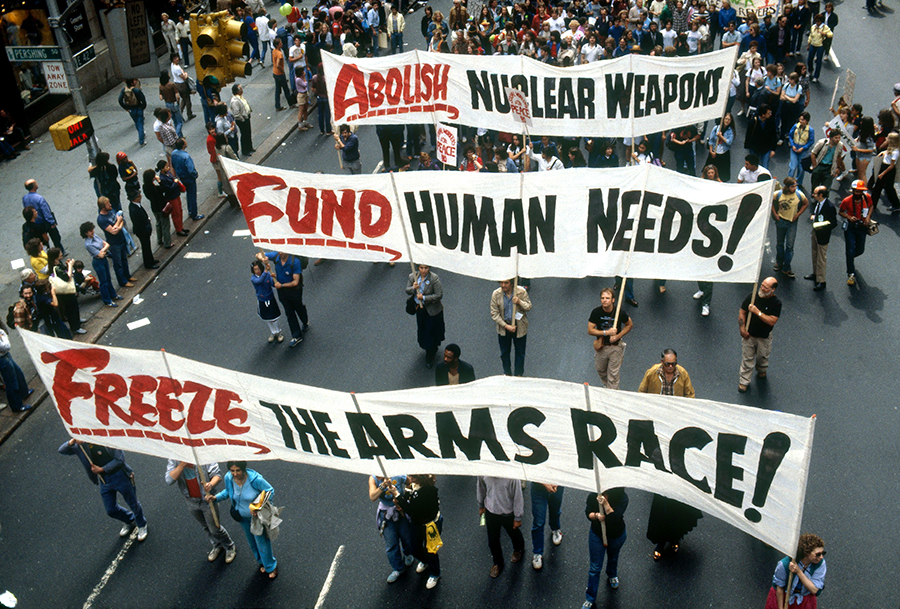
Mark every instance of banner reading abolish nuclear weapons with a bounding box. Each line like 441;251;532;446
24;332;814;555
321;48;738;137
221;158;772;283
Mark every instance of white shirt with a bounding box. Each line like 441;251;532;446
662;28;677;47
289;43;306;68
171;62;186;84
737;165;771;183
256;16;271;41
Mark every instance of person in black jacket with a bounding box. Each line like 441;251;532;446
583;488;628;607
745;104;778;170
395;474;442;589
142;169;172;249
128;192;159;269
118;78;148;146
434;343;476;385
805;185;837;291
639;21;663;53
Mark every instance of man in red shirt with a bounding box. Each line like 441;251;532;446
839;180;873;286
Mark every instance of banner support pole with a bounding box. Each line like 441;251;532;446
78;443;105;485
350;392;390;481
583;382;607;546
388;172;417;274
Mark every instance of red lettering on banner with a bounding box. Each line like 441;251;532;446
321;189;356;239
214;390;250;435
156;377;185;431
359;190;391;237
184;380;217;434
68;427;271;454
230;173;288;235
95;373;132;425
129;375;159;426
332;62;457;121
41;348;109;424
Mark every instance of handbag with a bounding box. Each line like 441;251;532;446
229;503;245;523
800;156;812;172
378;31;389;48
162;200;174;214
187;76;197;94
425;521;443;553
867;220;879;236
405;296;418;315
50;270;77;295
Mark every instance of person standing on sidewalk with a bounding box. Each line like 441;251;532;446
80;222;122;307
161;13;178;57
159;72;184;137
142;169;172;250
477;476;525;579
22;179;65;254
171;138;204;221
165;460;236;564
97;197;135;289
128;192;159;270
157;159;189;236
171;56;195;121
256;12;272;66
118;79;147;146
839;180;873;287
0;319;33;413
229;84;254;157
387;4;405;54
59;439;148;542
257;251;309;348
175;14;191;65
271;38;294;111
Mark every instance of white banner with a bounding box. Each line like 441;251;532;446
322;48;739;138
709;0;780;18
24;332;815;555
221;158;773;283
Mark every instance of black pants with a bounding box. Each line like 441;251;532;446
37;221;64;252
57;293;80;333
379;132;406;170
485;509;524;568
277;284;308;339
236;118;253;156
135;230;155;268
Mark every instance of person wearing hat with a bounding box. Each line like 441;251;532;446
839;180;873;286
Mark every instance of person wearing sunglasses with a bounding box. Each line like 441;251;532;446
764;533;827;608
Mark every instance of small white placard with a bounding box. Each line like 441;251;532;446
10;259;25;270
233;229;252;237
184;252;212;259
127;318;151;330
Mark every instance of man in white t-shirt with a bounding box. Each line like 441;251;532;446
170;56;195;120
256;13;272;66
737;153;772;183
288;35;306;94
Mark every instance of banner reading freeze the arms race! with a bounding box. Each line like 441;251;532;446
321;48;738;137
24;333;814;555
221;158;773;283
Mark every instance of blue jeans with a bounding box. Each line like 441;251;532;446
0;352;29;411
774;218;797;271
92;256;118;304
288;62;296;93
615;277;634;301
758;150;772;169
239;518;277;572
129;109;145;145
108;242;132;287
844;224;866;274
100;469;146;527
317;96;330;133
788;150;808;187
498;331;527;376
585;528;627;603
166;102;184;137
182;178;198;217
382;514;413;572
531;483;564;555
673;149;696;176
391;32;403;54
807;45;825;79
260;40;269;64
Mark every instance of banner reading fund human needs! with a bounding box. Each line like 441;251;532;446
24;332;815;555
321;48;738;137
221;158;773;283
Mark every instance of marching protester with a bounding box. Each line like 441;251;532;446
530;482;564;571
581;487;628;608
207;461;279;579
839;180;873;287
763;533;827;608
434;343;475;385
738;277;782;393
165;460;236;564
394;474;442;589
256;251;309;348
808;131;844;193
406;264;445;369
806;186;837;292
587;288;633;390
368;475;415;583
489;279;531;377
771;177;809;279
250;258;283;343
477;476;525;579
59;438;148;541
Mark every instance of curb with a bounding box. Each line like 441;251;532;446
0;116;300;447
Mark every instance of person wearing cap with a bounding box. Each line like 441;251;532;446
839;180;873;287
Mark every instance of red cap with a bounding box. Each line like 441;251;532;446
116;151;128;162
851;179;867;191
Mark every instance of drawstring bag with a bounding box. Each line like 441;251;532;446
425;521;443;553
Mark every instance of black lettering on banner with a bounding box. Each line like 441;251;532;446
587;188;619;252
491;73;511;112
260;400;293;449
284;406;330;454
436;408;510;461
645;75;663;115
633;74;646;118
529;76;544;118
501;198;526;256
543;78;557;119
605;73;633;119
406;191;436;245
658;197;693;254
679;74;695;110
434;193;460;250
510;74;528;95
694;67;723;108
669;426;713;493
507;407;550;465
461;195;502;256
383;414;440;459
347;412;401;460
571;408;623;469
693;204;726;257
663;74;678;112
612;190;642;251
468;70;493;111
745;431;791;522
529;196;555;254
634;191;663;253
311;411;351;458
719;193;763;272
624;420;669;471
557;77;578;119
715;433;747;508
578;78;595;120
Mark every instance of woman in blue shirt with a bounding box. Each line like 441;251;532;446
250;259;283;343
209;461;278;578
705;111;735;182
764;533;826;608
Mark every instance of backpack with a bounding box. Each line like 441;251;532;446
6;304;15;328
123;86;138;107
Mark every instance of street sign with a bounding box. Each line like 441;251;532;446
43;62;70;93
73;45;96;69
4;46;62;62
125;0;152;67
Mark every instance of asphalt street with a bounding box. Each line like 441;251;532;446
2;1;900;608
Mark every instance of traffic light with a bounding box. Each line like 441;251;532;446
190;11;252;88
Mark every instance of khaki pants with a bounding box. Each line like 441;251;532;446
811;232;828;284
594;342;625;390
740;335;772;385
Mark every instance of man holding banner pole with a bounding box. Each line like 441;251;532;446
165;460;236;564
490;279;531;377
588;288;633;390
738;277;781;393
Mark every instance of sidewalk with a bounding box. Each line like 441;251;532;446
0;34;301;440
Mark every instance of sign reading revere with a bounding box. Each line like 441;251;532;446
322;48;738;138
221;158;773;283
21;332;815;556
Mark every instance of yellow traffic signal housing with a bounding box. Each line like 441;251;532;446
190;11;252;88
48;115;94;151
221;16;252;80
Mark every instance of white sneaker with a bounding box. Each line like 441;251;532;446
225;547;237;563
387;570;401;583
119;522;134;537
701;304;710;317
416;561;428;573
692;290;704;300
404;554;415;567
426;575;440;589
552;529;563;546
208;546;222;562
137;525;148;541
532;554;543;570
